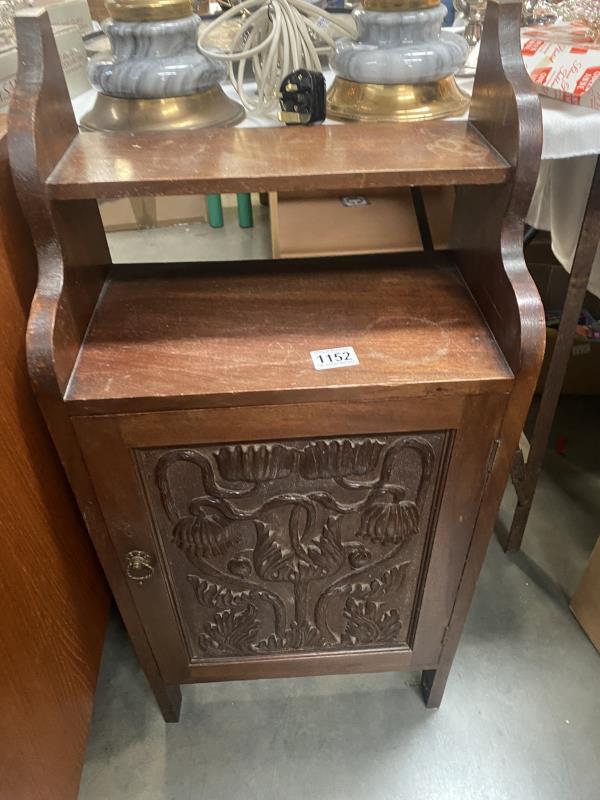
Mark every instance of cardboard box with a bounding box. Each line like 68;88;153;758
42;0;94;36
269;187;454;259
153;195;207;227
100;195;207;232
100;198;155;232
537;328;600;396
0;24;89;112
521;24;600;110
0;0;92;51
571;539;600;654
87;0;111;23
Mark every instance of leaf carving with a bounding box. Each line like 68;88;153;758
188;574;287;640
314;562;409;644
341;598;402;646
188;574;251;610
253;522;296;582
325;563;409;603
305;515;345;577
199;604;259;655
254;514;346;583
254;621;326;653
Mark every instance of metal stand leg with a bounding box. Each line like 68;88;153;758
505;157;600;552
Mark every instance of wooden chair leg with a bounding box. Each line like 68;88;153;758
505;157;600;552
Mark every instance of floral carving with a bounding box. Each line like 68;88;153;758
348;545;372;570
227;556;252;578
172;511;236;559
215;444;296;482
254;621;326;653
199;604;260;656
342;598;402;646
299;439;384;480
359;496;420;546
253;515;345;583
152;434;444;659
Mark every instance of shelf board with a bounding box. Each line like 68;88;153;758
48;122;509;200
65;254;513;414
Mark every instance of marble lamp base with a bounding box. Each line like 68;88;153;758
81;0;244;132
328;2;469;122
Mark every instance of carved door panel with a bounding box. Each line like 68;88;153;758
74;395;503;683
136;432;449;661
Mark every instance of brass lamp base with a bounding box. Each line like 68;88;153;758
80;86;245;133
327;76;469;123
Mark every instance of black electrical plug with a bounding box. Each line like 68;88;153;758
278;70;326;125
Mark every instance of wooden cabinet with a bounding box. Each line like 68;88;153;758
9;1;545;722
74;395;504;685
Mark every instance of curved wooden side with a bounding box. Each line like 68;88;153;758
453;0;544;376
8;8;110;395
8;10;182;722
452;0;546;528
422;0;546;704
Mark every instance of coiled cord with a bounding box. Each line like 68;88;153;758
197;0;356;113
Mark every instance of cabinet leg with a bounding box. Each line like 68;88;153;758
421;668;448;709
147;676;182;722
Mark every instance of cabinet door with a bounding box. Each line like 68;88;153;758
74;394;505;683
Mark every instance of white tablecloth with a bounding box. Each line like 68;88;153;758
528;155;600;299
456;76;600;299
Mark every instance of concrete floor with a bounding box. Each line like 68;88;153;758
107;204;273;264
78;396;600;800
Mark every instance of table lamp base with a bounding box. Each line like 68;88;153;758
327;76;469;122
81;86;245;133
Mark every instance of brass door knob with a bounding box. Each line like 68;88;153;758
126;550;155;583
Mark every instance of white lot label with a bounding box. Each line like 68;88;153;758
310;346;359;371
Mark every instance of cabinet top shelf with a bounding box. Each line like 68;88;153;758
47;121;509;200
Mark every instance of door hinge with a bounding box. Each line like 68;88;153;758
486;438;501;475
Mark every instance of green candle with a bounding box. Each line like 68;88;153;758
207;194;224;228
236;193;253;228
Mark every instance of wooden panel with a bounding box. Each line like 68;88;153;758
422;186;455;250
73;396;464;682
0;124;109;800
183;645;420;683
115;395;466;448
47;121;510;200
66;257;513;413
271;190;424;259
73;392;501;688
136;431;450;662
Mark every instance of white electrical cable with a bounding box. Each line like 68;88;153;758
197;0;356;114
